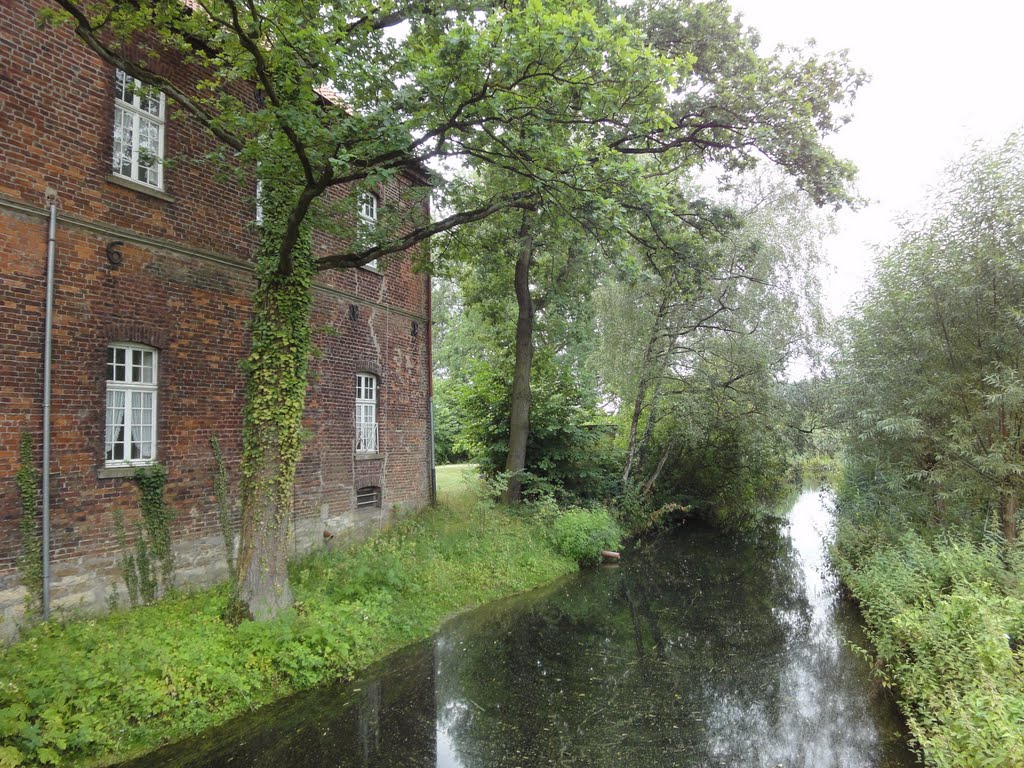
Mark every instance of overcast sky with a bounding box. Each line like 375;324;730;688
728;0;1024;312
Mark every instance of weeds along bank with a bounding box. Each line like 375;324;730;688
831;479;1024;768
0;467;633;768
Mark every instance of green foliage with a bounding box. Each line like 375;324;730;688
112;510;140;608
0;484;576;768
209;435;237;579
432;388;471;465
134;464;175;589
589;172;833;522
552;507;622;567
642;381;793;526
452;342;619;502
835;133;1024;541
827;137;1024;764
110;466;175;607
833;528;1024;767
791;453;840;487
15;434;42;621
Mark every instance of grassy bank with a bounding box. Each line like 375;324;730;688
0;466;578;767
832;505;1024;766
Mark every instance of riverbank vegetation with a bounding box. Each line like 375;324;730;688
832;134;1024;766
0;468;586;767
434;170;836;530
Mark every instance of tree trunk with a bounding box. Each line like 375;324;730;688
623;297;669;484
503;212;535;505
622;379;649;484
634;382;660;476
1002;492;1018;547
642;439;675;496
234;181;315;620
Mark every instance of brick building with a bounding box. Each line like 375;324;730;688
0;1;434;635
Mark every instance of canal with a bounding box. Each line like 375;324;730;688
121;489;917;767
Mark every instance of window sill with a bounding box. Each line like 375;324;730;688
97;465;152;479
355;452;381;461
107;175;175;202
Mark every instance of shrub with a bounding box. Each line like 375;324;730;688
834;529;1024;767
552;507;622;567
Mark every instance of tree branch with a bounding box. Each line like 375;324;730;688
315;193;538;271
51;0;245;151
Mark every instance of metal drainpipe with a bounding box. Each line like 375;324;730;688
426;269;436;505
42;191;57;621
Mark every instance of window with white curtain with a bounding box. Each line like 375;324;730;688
355;373;378;453
105;344;158;466
112;69;165;188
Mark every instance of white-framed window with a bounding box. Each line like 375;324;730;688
105;344;158;466
113;69;165;189
358;192;378;270
355;373;378;453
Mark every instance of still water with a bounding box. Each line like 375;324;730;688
122;489;917;767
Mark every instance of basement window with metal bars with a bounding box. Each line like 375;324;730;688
356;486;382;510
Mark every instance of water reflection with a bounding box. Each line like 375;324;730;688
121;490;916;768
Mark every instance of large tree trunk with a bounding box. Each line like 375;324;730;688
234;183;314;620
503;212;535;505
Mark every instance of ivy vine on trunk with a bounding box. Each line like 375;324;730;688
234;177;315;621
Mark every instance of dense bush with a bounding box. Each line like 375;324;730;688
641;401;791;527
453;349;622;502
551;507;622;567
833;523;1024;767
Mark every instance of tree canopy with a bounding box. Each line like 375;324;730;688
836;132;1024;544
48;0;864;616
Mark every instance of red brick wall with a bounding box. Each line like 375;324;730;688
0;1;432;629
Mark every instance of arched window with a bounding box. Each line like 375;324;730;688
105;343;158;466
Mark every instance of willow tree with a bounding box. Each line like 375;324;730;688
48;0;862;616
837;134;1024;545
591;173;833;511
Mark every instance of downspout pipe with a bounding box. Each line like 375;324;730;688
42;191;57;621
427;270;436;505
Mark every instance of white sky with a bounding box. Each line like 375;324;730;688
728;0;1024;313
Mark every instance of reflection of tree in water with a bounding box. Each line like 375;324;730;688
117;640;439;768
127;494;915;768
700;494;915;768
435;522;814;767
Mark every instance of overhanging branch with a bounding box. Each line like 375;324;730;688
315;193;537;271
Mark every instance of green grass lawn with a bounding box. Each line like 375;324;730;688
435;463;480;507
